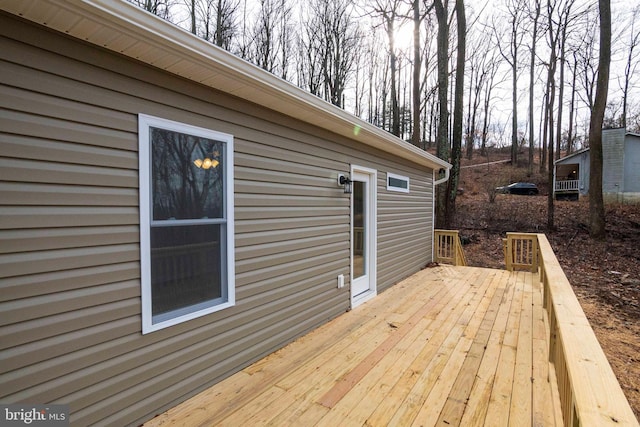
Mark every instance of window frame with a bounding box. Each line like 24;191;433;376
387;172;410;193
138;114;235;334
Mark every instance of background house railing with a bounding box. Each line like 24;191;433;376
434;229;467;266
501;233;638;426
555;179;580;191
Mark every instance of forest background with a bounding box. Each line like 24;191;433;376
128;0;639;227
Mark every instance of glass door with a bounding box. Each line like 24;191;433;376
351;169;375;299
353;179;366;284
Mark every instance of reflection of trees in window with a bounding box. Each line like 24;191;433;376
151;128;224;220
353;180;364;228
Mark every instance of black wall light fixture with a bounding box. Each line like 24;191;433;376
338;174;352;194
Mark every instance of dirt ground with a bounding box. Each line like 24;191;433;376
452;154;640;419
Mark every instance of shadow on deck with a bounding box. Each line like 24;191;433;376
145;234;638;427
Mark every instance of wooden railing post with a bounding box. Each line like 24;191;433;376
434;229;467;266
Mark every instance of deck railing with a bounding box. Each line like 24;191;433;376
503;233;638;426
503;232;539;272
434;229;467;266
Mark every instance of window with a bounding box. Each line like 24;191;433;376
139;114;234;333
387;172;410;193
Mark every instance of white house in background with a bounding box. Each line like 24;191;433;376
554;128;640;204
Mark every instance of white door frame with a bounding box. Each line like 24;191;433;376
350;165;377;308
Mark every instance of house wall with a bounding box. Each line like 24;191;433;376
0;14;434;426
554;130;640;203
577;152;590;195
623;135;640;203
555;151;590;195
602;128;626;203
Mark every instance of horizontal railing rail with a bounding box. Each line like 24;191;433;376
434;229;467;266
534;233;638;426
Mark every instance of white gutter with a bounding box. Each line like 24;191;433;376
434;167;450;186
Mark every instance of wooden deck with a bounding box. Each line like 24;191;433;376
145;265;564;426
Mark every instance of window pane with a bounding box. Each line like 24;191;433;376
150;224;223;318
151;127;224;220
353;180;366;279
389;177;408;189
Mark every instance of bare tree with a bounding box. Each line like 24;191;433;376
410;0;430;146
248;0;278;72
589;0;611;239
493;0;526;166
574;9;599;113
527;0;541;174
620;5;640;129
189;0;240;49
320;0;360;107
366;34;388;125
247;0;293;78
370;0;405;137
279;0;294;80
297;11;324;97
479;48;502;157
445;0;466;227
553;0;587;160
421;14;439;148
465;29;491;160
434;0;450;227
544;0;561;229
566;50;578;154
129;0;173;18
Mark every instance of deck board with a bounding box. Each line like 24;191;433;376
144;265;560;427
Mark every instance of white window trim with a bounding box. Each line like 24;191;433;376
387;172;410;193
139;114;235;334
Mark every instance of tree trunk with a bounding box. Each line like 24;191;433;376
546;0;557;230
528;0;540;175
481;82;491;157
389;19;400;137
546;60;556;230
191;0;197;35
567;53;578;154
541;89;548;176
509;8;520;167
511;62;518;166
555;17;569;161
411;0;422;146
446;0;466;227
621;6;639;129
434;0;449;228
589;0;611;239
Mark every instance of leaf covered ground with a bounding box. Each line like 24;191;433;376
452;155;640;419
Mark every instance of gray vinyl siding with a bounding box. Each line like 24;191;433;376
0;13;434;427
623;136;640;193
377;170;433;292
602;128;626;195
